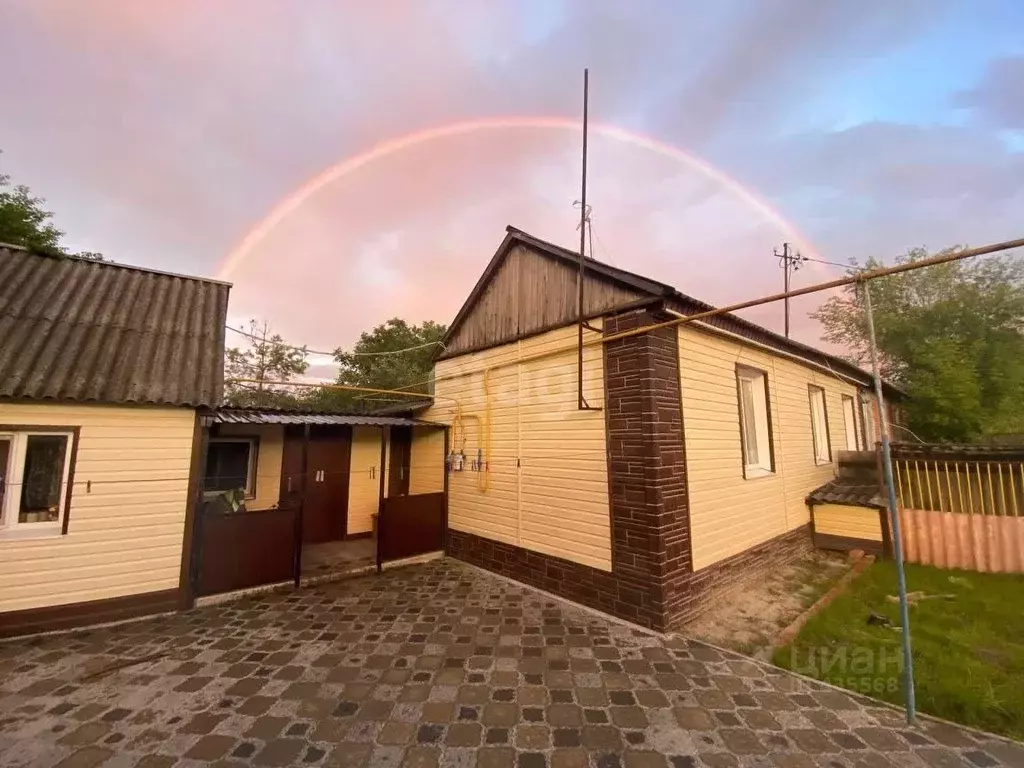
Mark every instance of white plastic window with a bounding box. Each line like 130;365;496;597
842;396;859;451
809;387;831;464
0;431;74;537
737;368;773;477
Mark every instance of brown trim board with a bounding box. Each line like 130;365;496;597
0;589;179;640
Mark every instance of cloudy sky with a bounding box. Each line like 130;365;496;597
2;1;1022;366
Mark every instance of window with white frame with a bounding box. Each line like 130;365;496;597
203;438;257;497
842;395;859;451
808;386;831;464
861;396;876;448
736;365;773;477
0;430;75;534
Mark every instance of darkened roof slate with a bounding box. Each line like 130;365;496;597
0;245;230;408
806;477;886;509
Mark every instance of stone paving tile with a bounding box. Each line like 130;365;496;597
1;559;1021;768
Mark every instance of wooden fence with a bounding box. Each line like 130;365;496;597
891;445;1024;573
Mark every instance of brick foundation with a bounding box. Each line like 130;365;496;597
667;523;813;630
446;529;640;622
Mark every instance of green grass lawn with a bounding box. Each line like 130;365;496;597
773;561;1024;740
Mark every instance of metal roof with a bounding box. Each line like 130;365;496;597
208;408;442;428
0;245;230;408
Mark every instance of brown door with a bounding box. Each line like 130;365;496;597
279;425;306;512
302;428;352;544
388;426;412;497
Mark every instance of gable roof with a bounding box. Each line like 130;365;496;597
0;244;231;408
441;226;898;394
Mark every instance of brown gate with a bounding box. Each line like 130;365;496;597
377;492;446;566
194;504;298;596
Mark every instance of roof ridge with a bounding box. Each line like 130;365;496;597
0;243;232;287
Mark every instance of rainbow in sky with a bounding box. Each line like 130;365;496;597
219;116;819;280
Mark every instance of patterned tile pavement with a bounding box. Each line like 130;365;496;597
1;559;1021;768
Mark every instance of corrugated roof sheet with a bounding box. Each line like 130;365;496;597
0;245;230;408
806;477;886;509
208;408;442;428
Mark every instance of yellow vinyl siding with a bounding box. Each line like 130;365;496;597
214;424;283;510
348;426;382;535
425;324;611;570
0;403;195;613
813;503;883;541
679;326;860;569
409;427;445;495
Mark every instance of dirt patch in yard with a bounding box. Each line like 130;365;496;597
683;549;851;657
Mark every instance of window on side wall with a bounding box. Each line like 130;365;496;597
808;385;831;465
735;365;773;478
861;396;876;449
841;395;859;451
204;438;257;497
0;430;76;536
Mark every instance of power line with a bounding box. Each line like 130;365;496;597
225;325;445;357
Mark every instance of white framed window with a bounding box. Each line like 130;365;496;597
0;430;76;537
203;438;257;497
841;395;859;452
808;386;831;465
861;396;876;448
736;365;774;478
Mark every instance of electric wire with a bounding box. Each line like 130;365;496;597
226;325;446;357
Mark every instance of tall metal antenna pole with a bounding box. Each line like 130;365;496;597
577;68;590;411
864;282;916;724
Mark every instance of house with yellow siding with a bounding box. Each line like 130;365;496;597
0;245;450;638
0;245;229;638
408;226;900;631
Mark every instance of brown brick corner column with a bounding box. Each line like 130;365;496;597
603;305;692;631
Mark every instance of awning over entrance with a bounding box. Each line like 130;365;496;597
205;407;442;428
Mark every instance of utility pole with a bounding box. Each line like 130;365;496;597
863;281;916;724
774;243;804;338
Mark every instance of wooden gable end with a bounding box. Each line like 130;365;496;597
441;243;650;359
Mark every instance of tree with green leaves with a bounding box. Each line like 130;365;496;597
0;170;63;252
1;156;105;259
306;318;446;412
224;319;309;408
812;247;1024;443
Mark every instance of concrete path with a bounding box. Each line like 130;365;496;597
1;560;1020;768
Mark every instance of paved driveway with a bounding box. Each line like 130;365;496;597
1;560;1020;768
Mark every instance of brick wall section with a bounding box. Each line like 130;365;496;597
446;529;633;620
667;523;813;630
603;308;691;631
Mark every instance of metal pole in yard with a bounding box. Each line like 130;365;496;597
863;280;916;724
577;67;589;411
